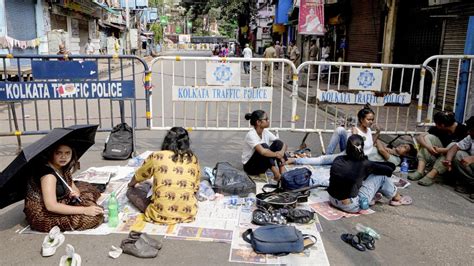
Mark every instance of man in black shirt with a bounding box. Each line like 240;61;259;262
409;111;468;186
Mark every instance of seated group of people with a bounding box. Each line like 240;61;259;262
23;107;474;233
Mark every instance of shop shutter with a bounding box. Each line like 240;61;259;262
5;0;37;59
346;0;382;63
436;3;474;111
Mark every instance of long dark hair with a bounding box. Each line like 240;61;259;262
161;127;194;163
245;110;266;126
346;135;366;161
433;111;456;127
47;143;78;176
357;104;375;124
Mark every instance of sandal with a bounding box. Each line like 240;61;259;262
356;232;375;250
407;171;423;181
418;176;435;186
341;233;366;251
390;195;413;206
370;193;383;206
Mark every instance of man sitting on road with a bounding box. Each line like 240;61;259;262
443;116;474;199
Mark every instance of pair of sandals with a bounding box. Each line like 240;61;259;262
341;232;375;251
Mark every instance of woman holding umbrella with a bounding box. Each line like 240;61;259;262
24;143;104;232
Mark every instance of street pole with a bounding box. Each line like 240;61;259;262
125;0;130;54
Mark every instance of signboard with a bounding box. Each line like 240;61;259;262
316;89;411;106
0;81;135;101
299;0;325;35
32;61;98;80
172;86;272;102
178;34;191;44
160;16;168;25
206;62;241;86
349;68;382;91
175;26;182;34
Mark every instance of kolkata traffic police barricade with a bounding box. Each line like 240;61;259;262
418;55;474;125
293;60;426;153
0;54;150;151
147;56;298;132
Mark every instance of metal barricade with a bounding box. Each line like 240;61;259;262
418;55;474;124
294;61;424;153
147;56;297;131
0;54;150;151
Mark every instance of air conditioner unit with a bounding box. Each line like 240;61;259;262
428;0;462;6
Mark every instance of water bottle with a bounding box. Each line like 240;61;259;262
359;196;369;210
108;192;119;228
198;180;215;200
400;158;409;179
355;223;381;239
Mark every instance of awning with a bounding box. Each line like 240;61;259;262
93;0;120;15
98;20;126;31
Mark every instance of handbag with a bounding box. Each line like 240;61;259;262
212;162;256;196
242;225;316;255
280;167;312;191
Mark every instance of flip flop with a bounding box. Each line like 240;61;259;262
356;232;375;250
418;176;435;186
370;193;383;206
390;195;413;206
407;171;423;181
341;233;366;252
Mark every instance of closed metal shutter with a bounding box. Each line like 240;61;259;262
5;0;37;57
436;3;474;111
346;0;382;63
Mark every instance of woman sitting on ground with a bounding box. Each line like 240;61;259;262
24;143;104;232
127;127;200;224
242;110;287;181
288;104;380;165
328;135;412;213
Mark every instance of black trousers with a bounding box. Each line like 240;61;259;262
244;140;286;175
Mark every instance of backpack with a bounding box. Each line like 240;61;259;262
280;167;312;191
212;162;256;196
102;123;134;160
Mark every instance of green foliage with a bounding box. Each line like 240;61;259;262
150;23;163;43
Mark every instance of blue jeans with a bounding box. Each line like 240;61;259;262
294;153;343;165
329;174;398;213
326;126;348;155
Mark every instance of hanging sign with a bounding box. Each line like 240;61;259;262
316;89;411;106
349;68;383;91
172;86;272;102
298;0;325;35
32;61;98;79
206;62;241;86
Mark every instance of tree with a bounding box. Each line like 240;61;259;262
150;23;163;43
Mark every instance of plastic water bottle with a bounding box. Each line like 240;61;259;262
400;158;409;179
108;192;119;228
359;197;369;210
198;180;215;200
355;223;381;239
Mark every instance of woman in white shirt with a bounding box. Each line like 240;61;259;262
242;110;287;181
288;104;380;165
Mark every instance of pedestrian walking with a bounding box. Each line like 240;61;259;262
242;44;253;74
274;41;283;69
83;38;95;55
309;39;319;80
287;41;300;83
263;42;277;86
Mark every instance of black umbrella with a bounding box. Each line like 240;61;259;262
0;124;99;209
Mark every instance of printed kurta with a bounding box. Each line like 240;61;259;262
134;150;200;224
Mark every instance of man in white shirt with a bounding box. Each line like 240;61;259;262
84;38;95;55
242;44;252;74
444;116;474;197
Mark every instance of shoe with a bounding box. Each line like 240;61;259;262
356;232;375;250
42;226;65;257
121;237;158;258
389;195;413;206
129;231;162;250
455;185;469;194
341;233;366;251
407;171;423;181
59;244;81;266
418;176;435;186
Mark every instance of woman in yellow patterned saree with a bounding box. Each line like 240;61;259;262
127;127;201;224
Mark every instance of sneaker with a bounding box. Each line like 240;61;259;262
41;226;65;257
59;244;82;266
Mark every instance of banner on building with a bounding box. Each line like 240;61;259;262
206;62;241;86
0;81;135;101
172;86;272;102
298;0;325;35
316;89;411;106
349;68;383;91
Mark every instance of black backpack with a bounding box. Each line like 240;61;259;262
212;162;256;196
102;123;134;160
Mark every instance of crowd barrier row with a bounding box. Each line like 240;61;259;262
1;53;472;151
